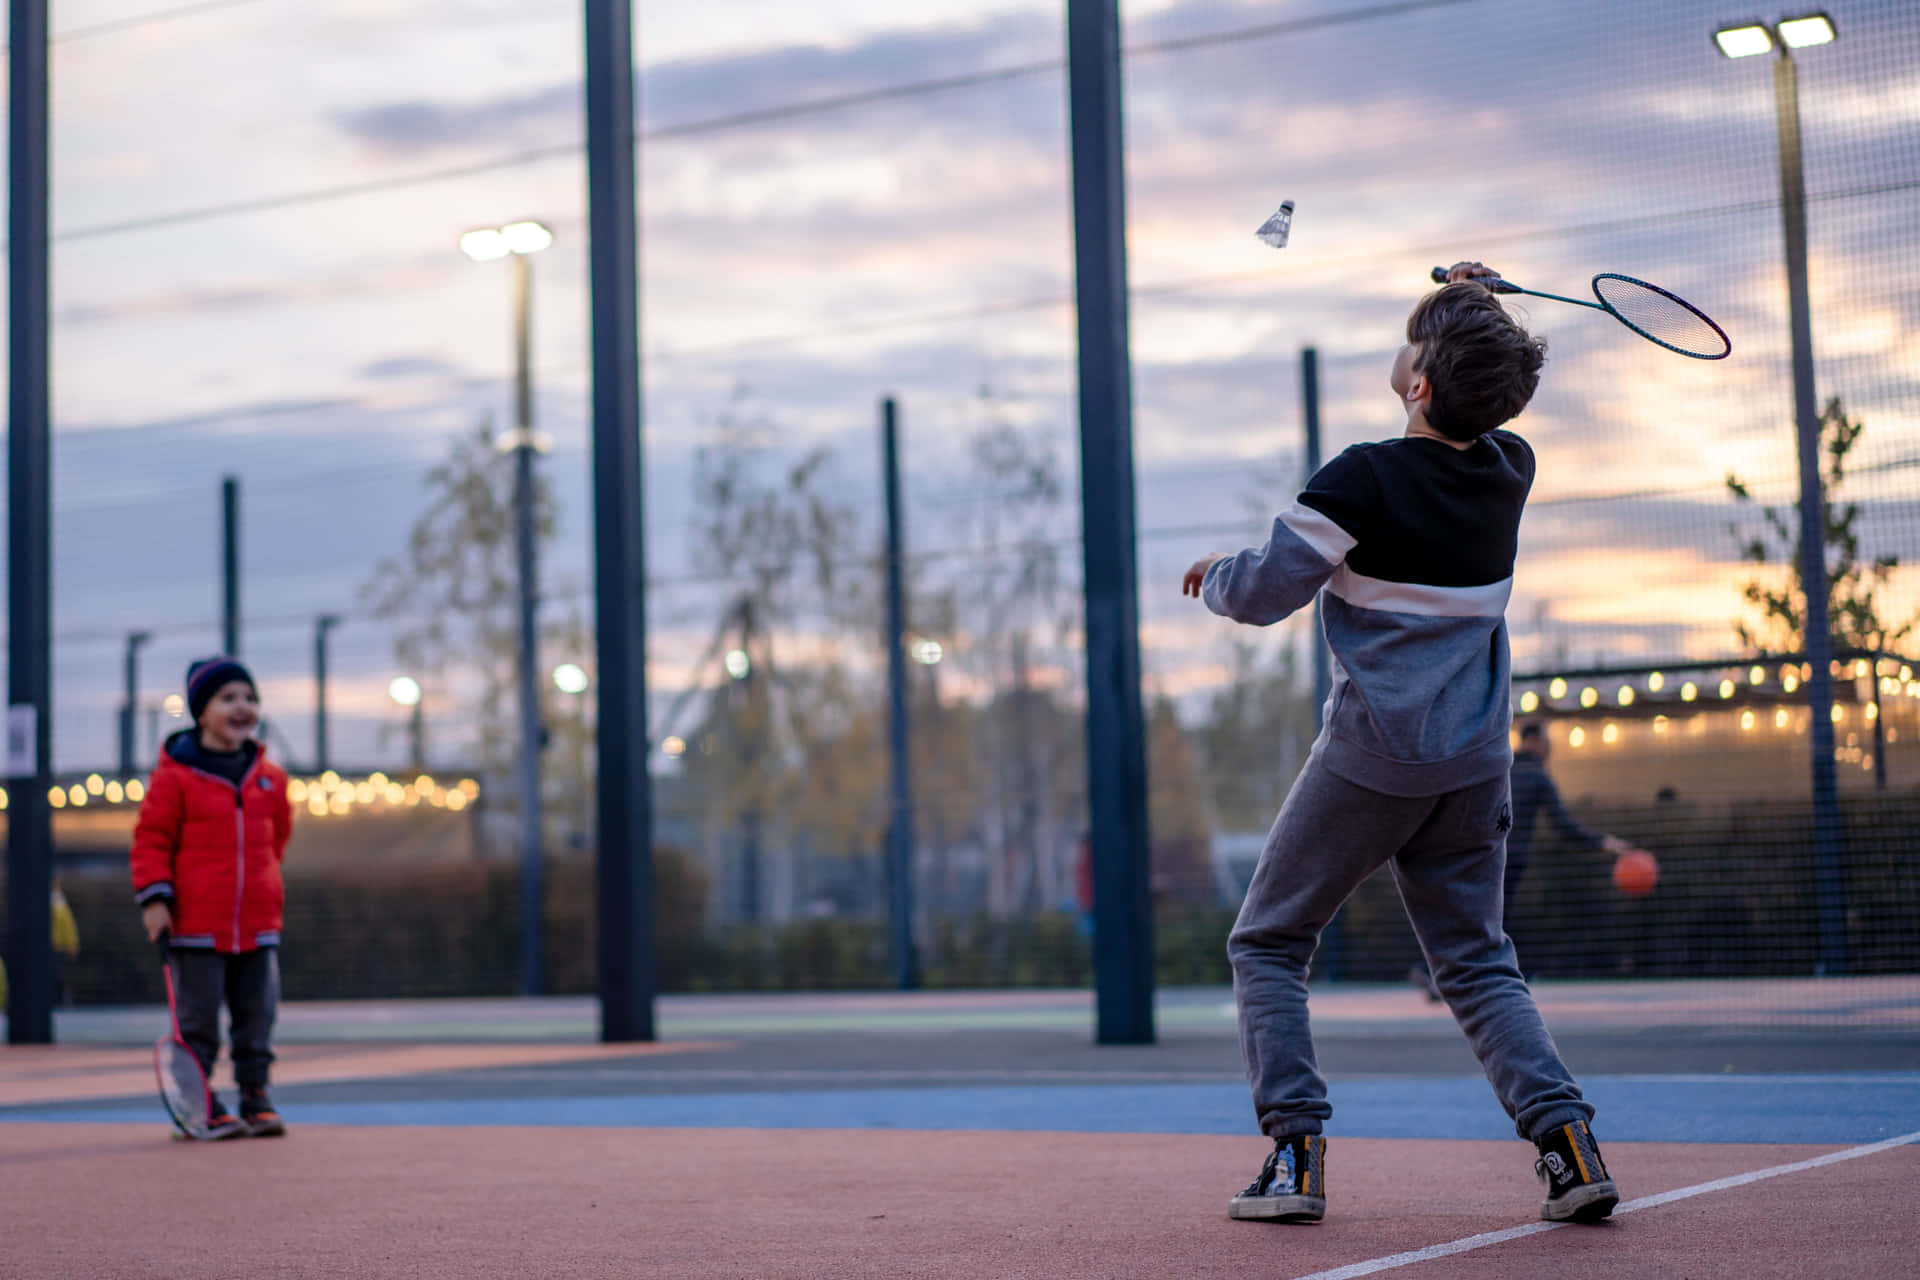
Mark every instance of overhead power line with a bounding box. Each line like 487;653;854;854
0;0;266;52
33;449;1920;648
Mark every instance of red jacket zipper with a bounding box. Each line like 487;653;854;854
179;756;258;952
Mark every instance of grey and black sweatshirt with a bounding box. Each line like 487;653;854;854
1202;430;1533;797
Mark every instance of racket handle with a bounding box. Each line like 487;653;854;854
155;927;172;967
1428;265;1520;294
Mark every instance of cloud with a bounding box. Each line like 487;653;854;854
359;354;464;382
333;84;580;159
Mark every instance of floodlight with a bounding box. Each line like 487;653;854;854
459;228;511;262
1777;12;1835;47
1713;22;1774;57
500;220;554;254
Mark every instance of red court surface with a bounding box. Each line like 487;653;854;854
0;1040;727;1107
5;1124;1913;1279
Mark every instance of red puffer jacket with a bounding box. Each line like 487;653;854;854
130;731;293;952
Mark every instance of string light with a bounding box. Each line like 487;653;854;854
1548;678;1567;699
1648;672;1665;691
1568;726;1587;747
1580;686;1599;708
1602;723;1620;744
1617;686;1635;707
1520;691;1540;713
1681;682;1699;702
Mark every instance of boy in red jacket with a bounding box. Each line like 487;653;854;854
131;657;293;1139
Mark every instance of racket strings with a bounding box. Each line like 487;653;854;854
157;1040;209;1130
1592;275;1729;358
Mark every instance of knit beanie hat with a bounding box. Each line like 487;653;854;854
186;656;255;722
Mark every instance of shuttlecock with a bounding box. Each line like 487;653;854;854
1255;200;1293;249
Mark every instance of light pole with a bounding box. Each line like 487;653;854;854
460;218;553;997
388;676;424;772
314;614;340;775
1713;10;1845;974
119;631;151;776
553;663;591;845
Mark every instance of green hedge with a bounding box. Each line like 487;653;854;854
23;789;1920;1003
48;847;711;1005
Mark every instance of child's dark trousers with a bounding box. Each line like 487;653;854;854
170;947;278;1088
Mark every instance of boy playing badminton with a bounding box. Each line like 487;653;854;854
1182;263;1617;1224
131;657;293;1139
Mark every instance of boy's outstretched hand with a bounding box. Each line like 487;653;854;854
1183;554;1227;598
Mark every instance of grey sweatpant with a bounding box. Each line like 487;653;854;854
1229;757;1593;1142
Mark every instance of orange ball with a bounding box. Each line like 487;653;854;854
1612;848;1659;897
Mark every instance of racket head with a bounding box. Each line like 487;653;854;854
154;1034;210;1136
1590;273;1731;359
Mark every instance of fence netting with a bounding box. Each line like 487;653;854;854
7;0;1917;1033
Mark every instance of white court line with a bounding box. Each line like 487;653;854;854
1288;1129;1920;1280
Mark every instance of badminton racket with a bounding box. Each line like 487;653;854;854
152;930;211;1139
1427;266;1730;360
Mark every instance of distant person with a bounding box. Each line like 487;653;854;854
0;886;82;1009
130;657;293;1140
1183;264;1616;1227
51;884;78;1005
1506;721;1629;908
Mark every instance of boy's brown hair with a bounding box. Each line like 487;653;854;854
1407;282;1547;441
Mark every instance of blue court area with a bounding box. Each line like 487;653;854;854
11;1073;1919;1144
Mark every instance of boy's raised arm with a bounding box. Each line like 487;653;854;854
1183;450;1373;626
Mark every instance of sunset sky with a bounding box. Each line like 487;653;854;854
5;0;1918;772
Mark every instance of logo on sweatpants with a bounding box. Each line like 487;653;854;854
1495;803;1512;834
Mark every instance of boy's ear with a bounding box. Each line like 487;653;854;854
1404;370;1432;406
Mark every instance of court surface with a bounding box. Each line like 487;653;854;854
5;979;1917;1278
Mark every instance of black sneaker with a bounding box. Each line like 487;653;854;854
1228;1136;1326;1222
1534;1119;1617;1222
240;1087;286;1138
199;1097;247;1142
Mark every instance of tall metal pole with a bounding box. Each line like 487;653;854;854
6;0;54;1045
880;396;919;989
510;250;546;998
120;631;151;776
584;0;656;1041
1774;49;1845;975
1301;349;1331;722
1067;0;1153;1045
314;614;339;775
1301;347;1342;981
222;475;240;657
